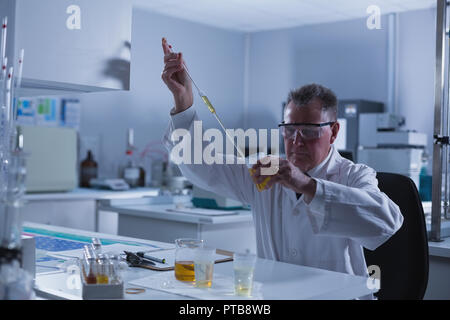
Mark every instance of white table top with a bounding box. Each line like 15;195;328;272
29;222;375;300
24;187;160;201
422;201;450;253
427;237;450;258
100;201;253;225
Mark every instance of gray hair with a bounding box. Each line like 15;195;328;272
286;83;338;120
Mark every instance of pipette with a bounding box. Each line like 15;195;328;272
164;38;245;160
5;67;13;124
1;57;7;80
15;49;24;89
164;38;272;191
0;17;7;73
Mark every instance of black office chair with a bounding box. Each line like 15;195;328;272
363;172;429;300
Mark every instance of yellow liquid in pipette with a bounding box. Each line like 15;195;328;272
201;95;216;114
200;95;272;191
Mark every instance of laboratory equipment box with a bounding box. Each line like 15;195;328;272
21;125;78;192
357;148;423;188
336;99;384;161
376;131;427;147
0;0;132;96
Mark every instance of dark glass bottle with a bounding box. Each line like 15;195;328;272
80;150;98;188
123;149;140;188
138;166;146;187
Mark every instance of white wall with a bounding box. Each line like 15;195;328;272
78;9;245;178
290;18;388;104
397;8;435;171
247;31;294;130
248;15;388;129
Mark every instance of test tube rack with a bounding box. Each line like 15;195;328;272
78;259;124;300
80;276;124;300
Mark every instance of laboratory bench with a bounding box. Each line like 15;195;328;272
21;194;450;299
21;188;257;254
28;222;377;300
98;198;257;254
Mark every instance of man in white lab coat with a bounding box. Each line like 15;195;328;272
160;38;403;298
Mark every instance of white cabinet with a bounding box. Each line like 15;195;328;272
22;199;97;231
0;0;132;95
21;188;160;233
22;199;118;234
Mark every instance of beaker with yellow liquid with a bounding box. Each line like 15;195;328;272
174;238;204;282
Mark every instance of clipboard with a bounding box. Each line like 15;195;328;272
130;249;234;271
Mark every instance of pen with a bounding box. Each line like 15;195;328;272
140;256;157;265
124;251;155;266
136;252;166;264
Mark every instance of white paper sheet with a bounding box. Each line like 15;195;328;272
128;272;263;300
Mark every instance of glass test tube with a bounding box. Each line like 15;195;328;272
85;258;98;284
91;237;102;255
83;245;97;284
96;254;109;284
108;258;120;285
110;254;123;284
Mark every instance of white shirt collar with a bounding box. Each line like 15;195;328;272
307;144;335;177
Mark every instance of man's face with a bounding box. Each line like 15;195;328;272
283;98;339;172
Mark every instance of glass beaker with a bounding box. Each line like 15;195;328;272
194;247;215;288
233;251;257;297
174;238;204;282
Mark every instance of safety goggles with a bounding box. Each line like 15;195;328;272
278;121;335;140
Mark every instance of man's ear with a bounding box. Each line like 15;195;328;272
329;121;340;145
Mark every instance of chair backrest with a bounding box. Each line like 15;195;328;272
363;172;429;300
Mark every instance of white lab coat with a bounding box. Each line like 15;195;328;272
164;107;404;298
